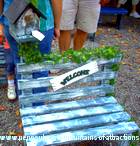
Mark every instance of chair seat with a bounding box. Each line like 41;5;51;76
20;96;139;146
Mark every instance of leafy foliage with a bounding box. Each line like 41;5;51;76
130;131;140;146
109;79;116;85
111;64;120;71
18;43;122;65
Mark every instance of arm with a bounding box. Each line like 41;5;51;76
51;0;62;39
0;0;4;36
0;0;4;15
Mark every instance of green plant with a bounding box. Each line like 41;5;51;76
109;79;116;85
111;64;120;71
18;44;122;65
106;93;115;97
130;131;140;146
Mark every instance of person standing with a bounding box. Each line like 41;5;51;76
0;0;19;100
59;0;101;52
0;0;62;100
117;0;140;18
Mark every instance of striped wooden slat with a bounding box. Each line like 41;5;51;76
0;55;5;60
24;112;131;135
20;96;117;116
0;52;5;56
0;47;6;85
19;85;114;107
18;71;117;90
22;103;123;126
0;60;5;65
0;77;7;84
0;50;6;65
20;74;33;96
16;56;122;73
25;122;139;146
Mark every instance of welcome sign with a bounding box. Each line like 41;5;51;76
50;61;99;91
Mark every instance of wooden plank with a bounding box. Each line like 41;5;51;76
0;60;5;65
24;112;130;135
19;85;114;107
25;122;139;146
17;57;122;73
20;74;33;96
0;55;5;60
0;52;4;56
20;96;117;116
22;103;123;126
18;71;117;90
0;77;7;84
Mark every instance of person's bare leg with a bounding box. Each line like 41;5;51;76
59;30;71;53
73;29;88;51
7;74;14;81
132;4;136;13
117;3;121;7
130;3;140;18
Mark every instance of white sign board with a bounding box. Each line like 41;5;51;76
32;30;45;41
50;61;99;91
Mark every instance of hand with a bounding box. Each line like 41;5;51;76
0;23;4;36
53;27;60;40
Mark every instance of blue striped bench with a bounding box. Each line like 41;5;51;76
0;45;7;85
101;7;128;29
17;56;139;146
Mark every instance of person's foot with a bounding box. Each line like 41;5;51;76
7;86;16;100
130;12;140;18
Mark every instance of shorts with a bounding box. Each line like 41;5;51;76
60;0;101;33
4;48;15;76
119;0;139;5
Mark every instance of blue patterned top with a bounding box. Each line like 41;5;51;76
0;0;54;31
37;0;54;31
0;0;13;26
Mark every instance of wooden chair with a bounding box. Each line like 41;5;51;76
16;56;139;146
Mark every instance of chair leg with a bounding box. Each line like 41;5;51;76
116;14;122;29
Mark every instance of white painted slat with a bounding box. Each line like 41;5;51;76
18;71;117;90
17;57;122;73
25;122;139;146
22;103;123;126
20;96;117;116
24;112;131;135
19;85;114;107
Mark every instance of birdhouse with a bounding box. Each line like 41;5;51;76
4;0;47;43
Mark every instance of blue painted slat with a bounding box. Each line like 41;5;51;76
18;71;117;90
20;96;117;117
22;103;123;126
20;74;33;96
16;57;122;73
25;122;139;146
19;85;114;107
24;112;131;135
